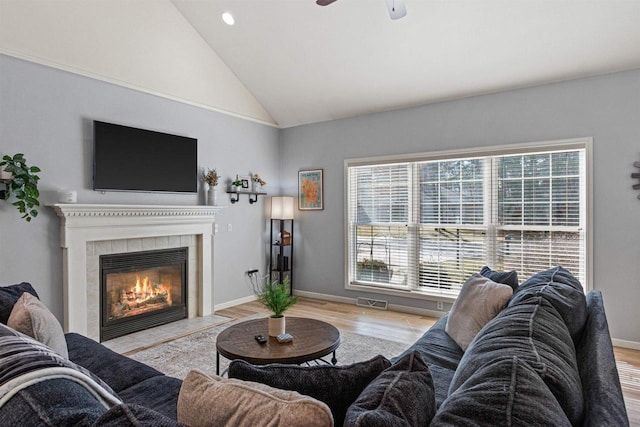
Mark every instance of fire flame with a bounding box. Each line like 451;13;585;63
125;276;172;305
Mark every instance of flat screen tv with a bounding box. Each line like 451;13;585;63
93;121;197;193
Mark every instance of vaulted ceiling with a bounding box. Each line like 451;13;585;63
172;0;640;128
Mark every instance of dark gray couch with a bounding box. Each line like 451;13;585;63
0;268;630;425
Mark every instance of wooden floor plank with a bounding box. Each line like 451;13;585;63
217;296;640;425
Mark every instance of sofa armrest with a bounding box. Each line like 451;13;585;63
576;291;629;426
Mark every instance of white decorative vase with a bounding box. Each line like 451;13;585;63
253;182;262;193
207;187;217;206
268;316;285;337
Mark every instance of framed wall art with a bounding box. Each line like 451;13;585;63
298;169;324;210
237;174;252;192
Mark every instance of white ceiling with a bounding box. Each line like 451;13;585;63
172;0;640;129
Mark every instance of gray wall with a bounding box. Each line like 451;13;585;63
0;54;280;320
3;52;640;344
280;68;640;343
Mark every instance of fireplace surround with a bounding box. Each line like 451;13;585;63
50;204;222;341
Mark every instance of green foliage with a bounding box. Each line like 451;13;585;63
0;153;41;222
357;258;389;271
256;276;298;318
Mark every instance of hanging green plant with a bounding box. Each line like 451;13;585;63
0;153;41;222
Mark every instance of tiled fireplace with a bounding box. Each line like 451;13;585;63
50;204;222;341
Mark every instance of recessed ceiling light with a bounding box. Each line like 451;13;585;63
221;12;235;26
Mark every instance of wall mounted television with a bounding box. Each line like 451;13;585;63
93;121;198;193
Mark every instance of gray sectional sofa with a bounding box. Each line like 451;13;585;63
0;266;630;426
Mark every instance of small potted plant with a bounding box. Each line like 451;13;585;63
230;175;244;192
256;276;298;336
356;258;393;283
0;153;41;222
202;168;219;206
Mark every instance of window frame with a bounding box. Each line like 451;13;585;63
344;137;593;302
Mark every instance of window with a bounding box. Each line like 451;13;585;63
346;139;590;297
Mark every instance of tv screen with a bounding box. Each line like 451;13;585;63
93;121;197;193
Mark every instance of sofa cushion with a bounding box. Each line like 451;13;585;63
432;356;571;426
0;378;110;426
7;292;68;358
0;282;39;324
228;354;390;426
117;375;183;420
0;323;122;426
66;333;164;393
445;273;513;351
91;403;182;427
178;370;333;427
391;315;462;408
510;266;587;343
449;297;584;425
480;266;519;291
344;351;436;427
0;323;118;402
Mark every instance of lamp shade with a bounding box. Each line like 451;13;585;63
271;196;295;219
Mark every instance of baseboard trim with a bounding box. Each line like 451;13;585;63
293;290;445;318
612;338;640;350
214;294;257;311
293;290;355;305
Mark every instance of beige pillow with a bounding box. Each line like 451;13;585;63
7;292;69;358
445;273;513;351
178;369;334;427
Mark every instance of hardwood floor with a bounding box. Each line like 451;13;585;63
217;296;640;426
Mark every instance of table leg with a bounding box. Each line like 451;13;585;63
331;351;337;365
216;351;220;375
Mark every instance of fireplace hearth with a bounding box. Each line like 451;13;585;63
100;248;188;341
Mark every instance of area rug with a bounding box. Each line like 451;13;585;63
127;317;409;379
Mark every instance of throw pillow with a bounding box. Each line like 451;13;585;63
8;292;69;358
344;351;436;426
509;266;587;343
479;265;519;291
177;370;333;427
445;273;513;351
228;354;391;426
432;356;571;426
0;282;39;324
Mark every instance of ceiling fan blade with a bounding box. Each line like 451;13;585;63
316;0;338;6
386;0;407;20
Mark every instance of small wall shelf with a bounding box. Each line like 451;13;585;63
226;191;267;204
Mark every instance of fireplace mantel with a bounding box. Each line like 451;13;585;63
50;204;223;337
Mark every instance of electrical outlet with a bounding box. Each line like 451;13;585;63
437;301;444;310
227;223;232;232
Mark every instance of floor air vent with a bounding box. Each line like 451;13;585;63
356;297;388;310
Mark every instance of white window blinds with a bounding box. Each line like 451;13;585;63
346;142;587;295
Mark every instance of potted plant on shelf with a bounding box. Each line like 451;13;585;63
202;168;219;206
256;276;298;336
356;258;393;283
0;153;41;222
230;176;244;192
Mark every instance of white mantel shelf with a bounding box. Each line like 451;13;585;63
49;203;223;336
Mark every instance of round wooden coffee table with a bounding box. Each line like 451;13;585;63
216;317;340;375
